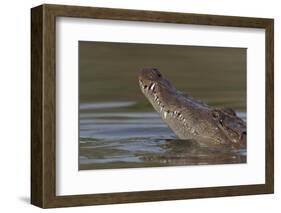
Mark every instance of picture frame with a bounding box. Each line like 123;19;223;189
31;4;274;208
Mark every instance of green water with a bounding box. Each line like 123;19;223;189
79;41;247;170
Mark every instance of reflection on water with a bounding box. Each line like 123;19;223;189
79;101;246;170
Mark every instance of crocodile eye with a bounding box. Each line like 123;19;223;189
212;111;220;119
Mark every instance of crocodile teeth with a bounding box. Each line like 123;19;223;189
150;83;155;91
164;111;167;119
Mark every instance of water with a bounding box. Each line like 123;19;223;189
79;102;246;170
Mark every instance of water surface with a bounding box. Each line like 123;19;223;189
79;102;246;170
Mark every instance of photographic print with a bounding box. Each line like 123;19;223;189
31;4;273;208
79;41;247;170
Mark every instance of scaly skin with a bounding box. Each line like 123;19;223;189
138;68;246;148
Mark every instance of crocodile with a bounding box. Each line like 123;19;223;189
138;68;246;148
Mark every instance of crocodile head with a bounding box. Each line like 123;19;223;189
138;68;246;148
138;68;179;116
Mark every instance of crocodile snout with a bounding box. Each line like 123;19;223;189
138;68;162;82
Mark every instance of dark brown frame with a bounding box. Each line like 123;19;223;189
31;4;274;208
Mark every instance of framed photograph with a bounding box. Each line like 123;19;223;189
31;4;274;208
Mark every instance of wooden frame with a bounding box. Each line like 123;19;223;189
31;4;274;208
